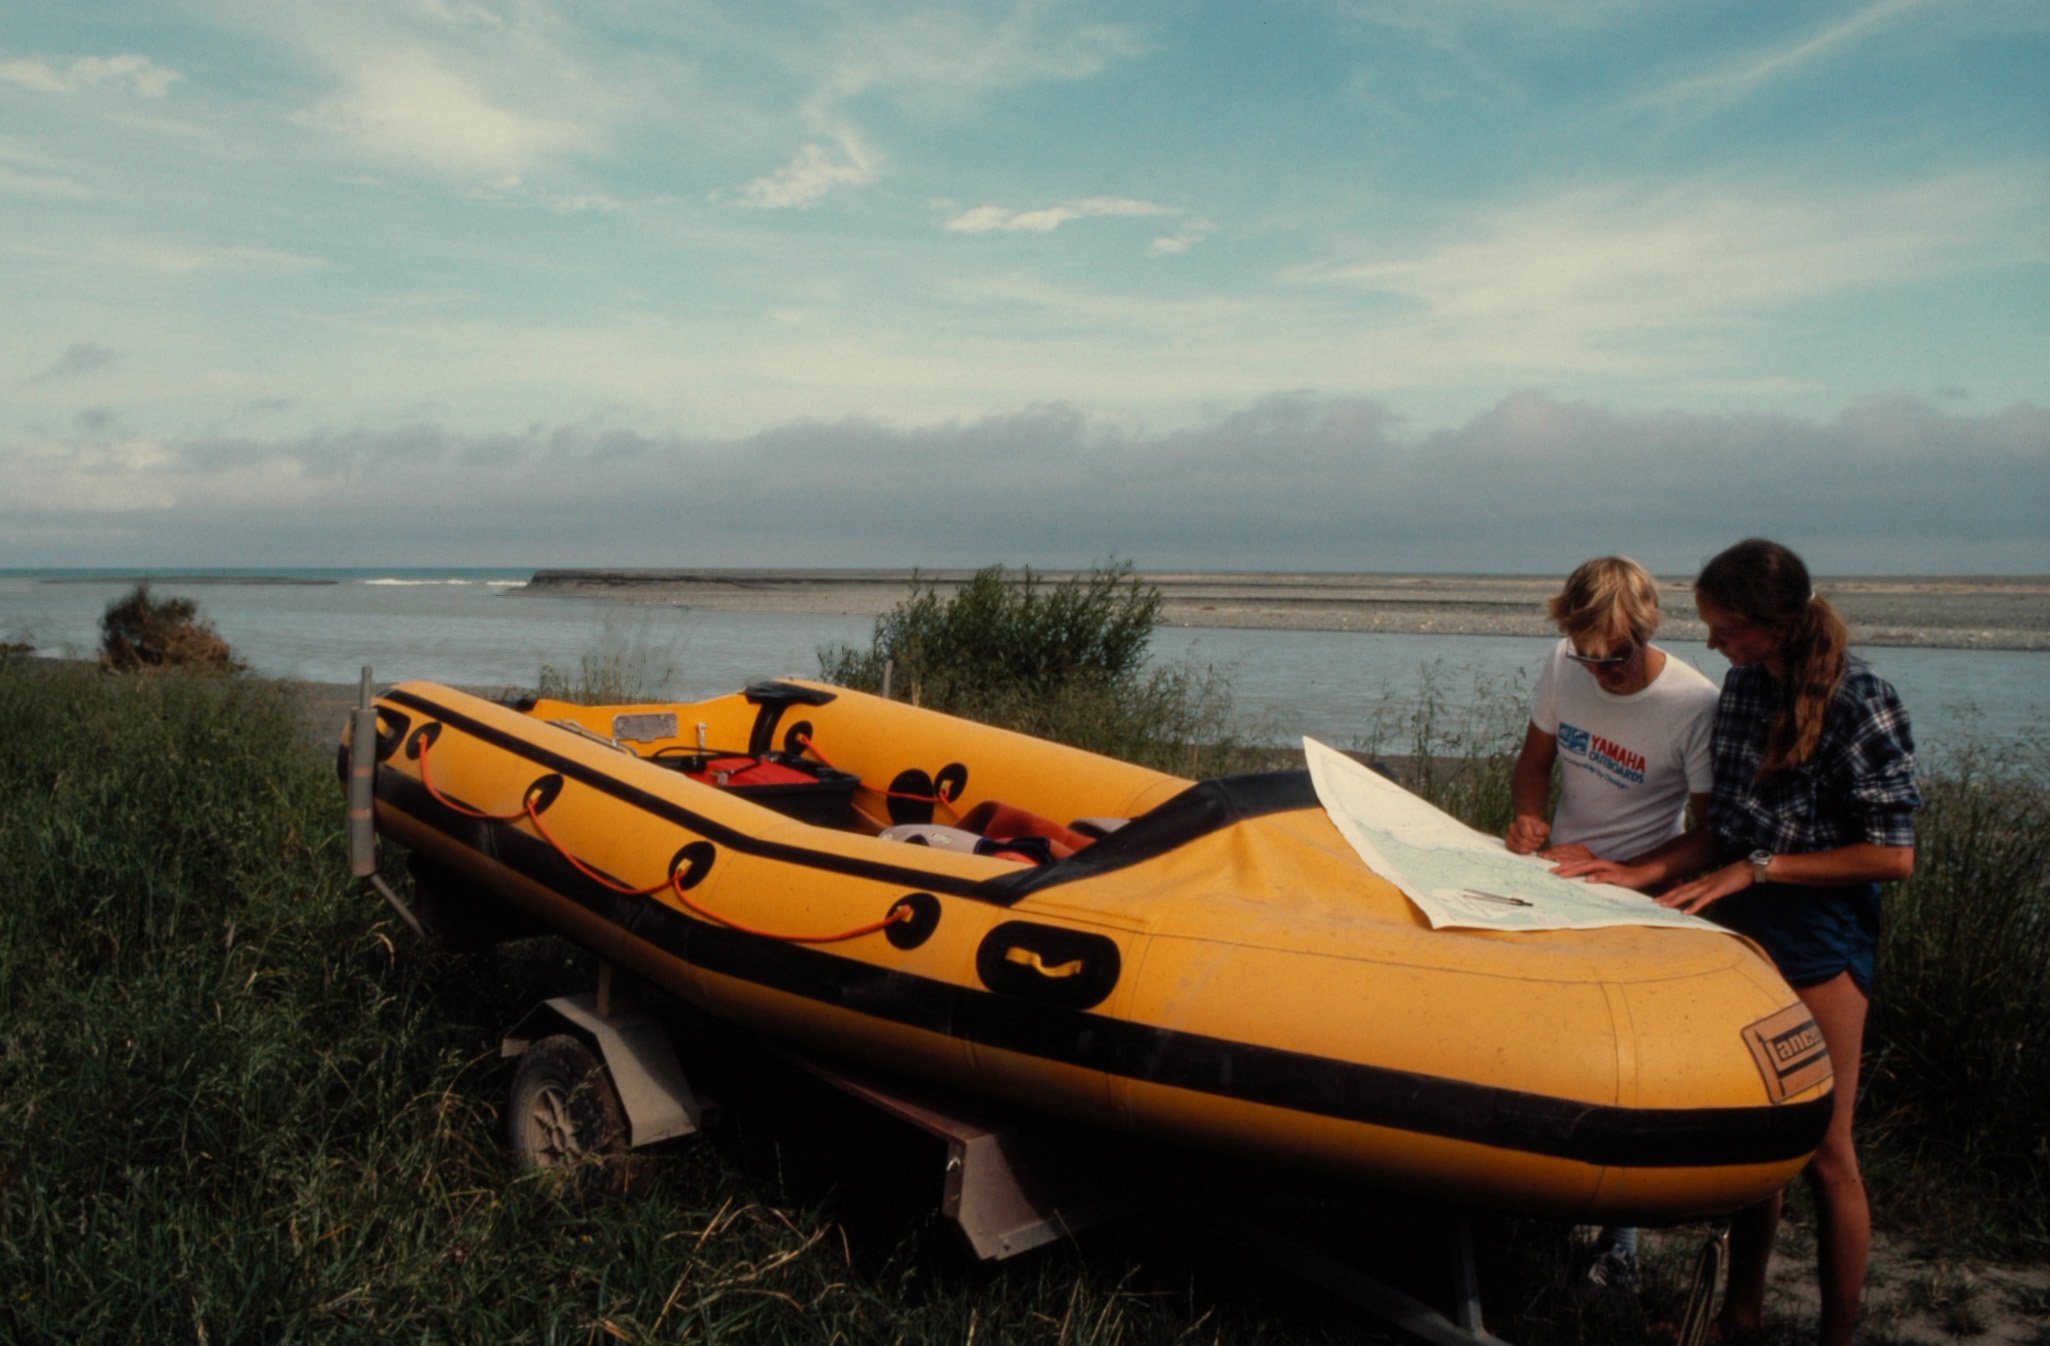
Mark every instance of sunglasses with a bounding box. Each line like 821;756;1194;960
1567;641;1636;669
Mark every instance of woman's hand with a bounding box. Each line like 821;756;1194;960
1537;841;1595;864
1550;855;1653;890
1656;861;1751;914
1505;813;1552;855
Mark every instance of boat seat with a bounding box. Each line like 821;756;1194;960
878;824;986;853
880;821;1063;866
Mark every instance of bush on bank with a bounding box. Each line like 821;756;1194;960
98;583;244;674
818;561;1265;777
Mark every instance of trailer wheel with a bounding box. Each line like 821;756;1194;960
508;1034;633;1191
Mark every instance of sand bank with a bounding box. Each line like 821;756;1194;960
522;569;2050;651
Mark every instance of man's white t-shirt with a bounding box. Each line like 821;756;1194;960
1528;639;1719;862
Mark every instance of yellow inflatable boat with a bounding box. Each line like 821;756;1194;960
355;678;1833;1223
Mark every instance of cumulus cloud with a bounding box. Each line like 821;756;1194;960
4;393;2042;573
0;53;182;97
28;342;119;385
946;197;1179;234
732;135;877;209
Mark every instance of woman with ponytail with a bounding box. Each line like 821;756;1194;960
1557;538;1919;1346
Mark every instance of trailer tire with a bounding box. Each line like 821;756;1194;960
507;1034;639;1196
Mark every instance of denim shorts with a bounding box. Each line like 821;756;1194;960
1709;879;1883;993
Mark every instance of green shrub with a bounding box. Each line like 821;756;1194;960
819;563;1159;705
98;583;243;673
819;563;1266;776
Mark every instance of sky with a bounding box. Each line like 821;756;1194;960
3;0;2046;575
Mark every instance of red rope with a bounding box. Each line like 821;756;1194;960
668;879;913;944
414;730;526;821
523;791;670;896
413;725;912;941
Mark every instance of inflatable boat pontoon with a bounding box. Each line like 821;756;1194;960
350;677;1834;1223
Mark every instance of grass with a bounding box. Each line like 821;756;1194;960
1860;722;2050;1255
536;615;685;705
2;646;2044;1342
0;660;1351;1343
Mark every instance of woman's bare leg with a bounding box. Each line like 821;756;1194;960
1798;972;1871;1346
1715;972;1868;1342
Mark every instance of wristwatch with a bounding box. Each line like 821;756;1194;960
1749;849;1773;885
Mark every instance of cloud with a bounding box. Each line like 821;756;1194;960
1282;173;2046;376
299;46;590;177
0;53;182;97
946;197;1178;234
0;144;90;198
803;12;1149;108
732;135;878;209
29;342;119;385
1636;0;1933;118
5;393;2042;573
77;242;326;275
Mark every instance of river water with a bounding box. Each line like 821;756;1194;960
5;568;2043;759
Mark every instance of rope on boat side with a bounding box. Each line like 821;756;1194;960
410;726;916;944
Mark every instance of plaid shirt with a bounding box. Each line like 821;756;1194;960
1708;657;1920;855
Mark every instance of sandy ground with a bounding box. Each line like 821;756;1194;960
1639;1224;2049;1345
522;569;2050;651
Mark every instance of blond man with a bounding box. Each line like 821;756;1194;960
1506;555;1718;1288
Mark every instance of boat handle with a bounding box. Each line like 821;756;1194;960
1003;946;1084;979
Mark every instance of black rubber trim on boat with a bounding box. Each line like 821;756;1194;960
380;687;1317;907
977;771;1321;902
376;765;1834;1171
745;681;837;756
886;892;940;950
976;921;1121;1010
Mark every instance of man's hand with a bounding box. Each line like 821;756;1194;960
1505;813;1551;855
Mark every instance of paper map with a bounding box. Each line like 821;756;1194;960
1304;737;1722;933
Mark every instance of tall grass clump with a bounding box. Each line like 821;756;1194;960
1864;723;2050;1252
535;616;681;704
1351;660;1530;833
819;562;1264;777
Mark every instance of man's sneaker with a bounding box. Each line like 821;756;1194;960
1582;1247;1639;1295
